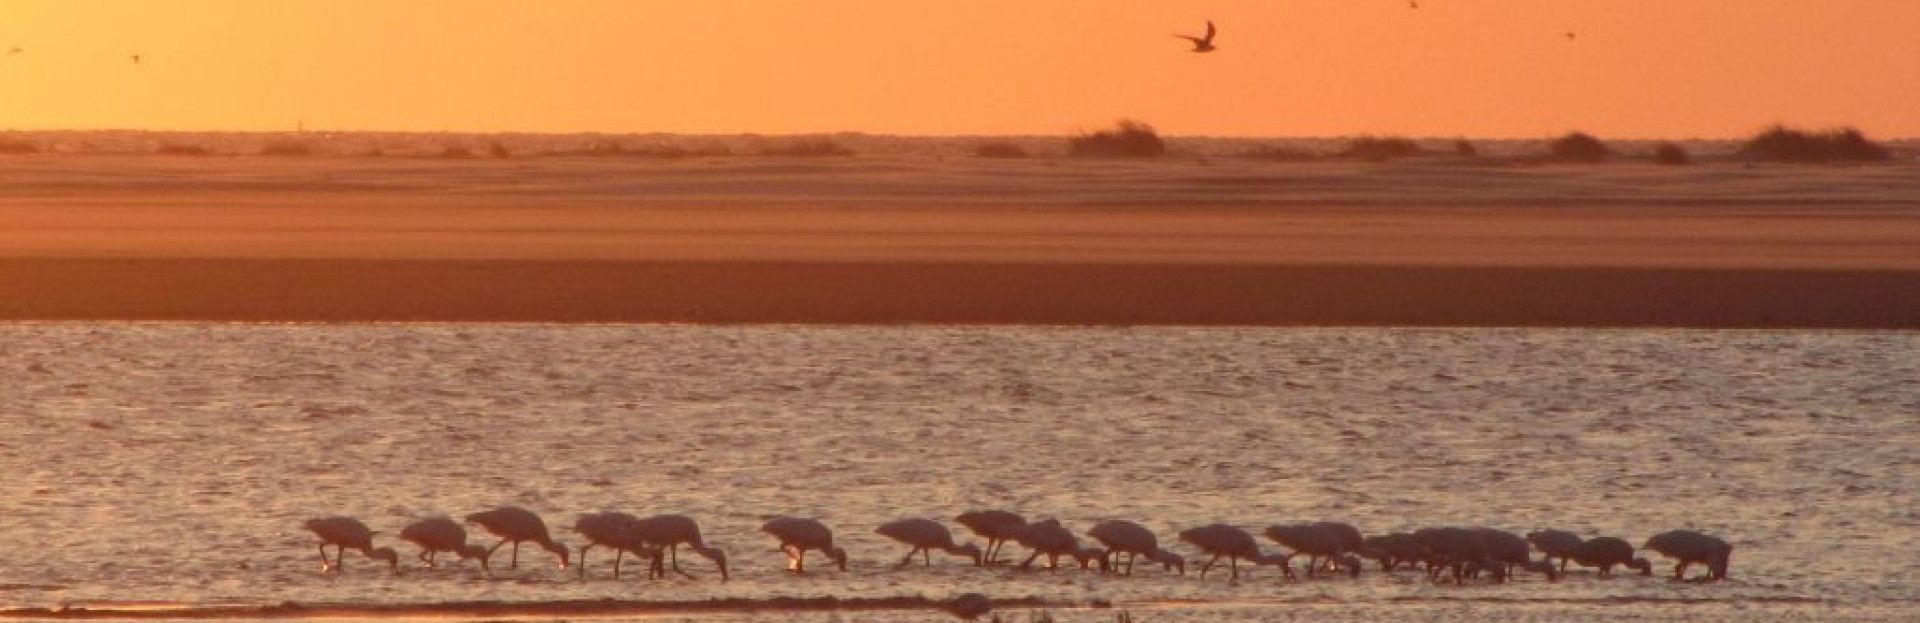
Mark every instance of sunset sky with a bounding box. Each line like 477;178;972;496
2;0;1917;138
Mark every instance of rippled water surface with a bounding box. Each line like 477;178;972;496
1;324;1916;621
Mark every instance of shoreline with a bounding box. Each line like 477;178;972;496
3;258;1915;327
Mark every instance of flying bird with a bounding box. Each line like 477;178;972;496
1177;20;1217;53
130;53;142;64
1565;32;1578;41
5;47;22;57
1409;1;1419;8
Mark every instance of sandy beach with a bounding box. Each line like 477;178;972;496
1;154;1917;326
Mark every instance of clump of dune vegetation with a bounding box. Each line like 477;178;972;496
0;139;41;154
438;145;475;159
1548;132;1611;163
1343;136;1423;161
971;141;1029;159
155;143;213;156
763;138;854;157
1651;142;1691;166
488;142;513;159
1740;125;1890;163
1453;139;1478;157
1068;120;1166;158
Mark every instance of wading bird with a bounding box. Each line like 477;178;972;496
1526;529;1585;573
955;510;1027;565
464;506;569;570
1570;536;1652;577
1178;524;1286;580
1644;530;1731;581
1087;520;1184;575
573;511;661;579
398;516;490;572
762;516;848;573
875;518;982;567
303;516;399;575
631;513;729;580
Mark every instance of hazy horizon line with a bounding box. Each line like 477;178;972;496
5;126;1917;143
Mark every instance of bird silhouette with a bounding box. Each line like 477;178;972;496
762;517;848;573
302;516;399;575
954;510;1027;565
398;516;490;572
1525;529;1585;573
1643;530;1732;580
573;512;661;579
630;514;729;580
875;518;982;567
1569;536;1652;577
1177;524;1285;580
5;47;22;57
130;53;141;64
464;507;570;571
1409;1;1419;8
1087;520;1183;575
1010;519;1104;571
1177;20;1218;53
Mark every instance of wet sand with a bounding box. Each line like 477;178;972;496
2;154;1919;326
2;258;1917;327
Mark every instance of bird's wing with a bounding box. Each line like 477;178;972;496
1203;20;1216;43
1175;34;1203;44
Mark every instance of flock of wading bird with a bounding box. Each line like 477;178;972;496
303;507;1734;585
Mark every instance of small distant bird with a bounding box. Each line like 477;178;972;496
130;53;142;64
5;47;22;57
1409;1;1419;8
1565;32;1577;41
1177;20;1218;53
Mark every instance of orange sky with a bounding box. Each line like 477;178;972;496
2;0;1917;138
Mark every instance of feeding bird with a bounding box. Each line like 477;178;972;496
302;516;399;575
398;516;491;572
1177;20;1218;53
464;506;570;571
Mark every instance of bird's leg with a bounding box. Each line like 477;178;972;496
898;547;917;568
671;544;682;573
923;548;931;566
1125;552;1136;575
1020;549;1041;570
317;543;333;572
577;544;592;579
613;548;624;579
511;541;521;569
1230;555;1240;579
487;538;509;564
1674;561;1689;580
1199;554;1220;578
795;549;807;573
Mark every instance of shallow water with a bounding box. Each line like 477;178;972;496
0;324;1915;621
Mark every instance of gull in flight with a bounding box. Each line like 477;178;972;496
1177;20;1217;53
5;47;22;56
130;53;142;64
